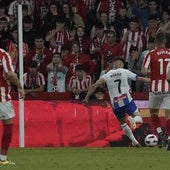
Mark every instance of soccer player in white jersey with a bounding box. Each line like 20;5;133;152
83;57;150;147
0;48;25;165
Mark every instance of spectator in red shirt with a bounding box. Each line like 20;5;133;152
100;30;124;70
24;34;53;81
45;16;71;53
63;40;95;83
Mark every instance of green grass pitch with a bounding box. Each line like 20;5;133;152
1;147;170;170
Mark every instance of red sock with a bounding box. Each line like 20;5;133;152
166;119;170;136
1;124;13;155
151;114;161;132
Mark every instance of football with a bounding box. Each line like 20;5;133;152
144;134;158;147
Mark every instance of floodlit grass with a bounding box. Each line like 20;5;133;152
1;147;170;170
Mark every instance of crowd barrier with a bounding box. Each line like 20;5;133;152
0;100;122;147
0;92;165;147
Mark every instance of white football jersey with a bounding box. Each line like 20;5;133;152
101;68;138;108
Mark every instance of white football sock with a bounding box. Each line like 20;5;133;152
121;123;138;145
0;155;7;161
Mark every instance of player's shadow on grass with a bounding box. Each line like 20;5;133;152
110;123;152;147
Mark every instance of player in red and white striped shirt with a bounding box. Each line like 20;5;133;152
142;32;170;150
0;48;25;164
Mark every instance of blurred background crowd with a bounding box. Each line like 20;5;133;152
0;0;170;99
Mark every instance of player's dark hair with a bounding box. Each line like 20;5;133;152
112;57;125;65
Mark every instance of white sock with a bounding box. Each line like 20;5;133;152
0;155;7;161
121;123;138;145
134;115;143;124
167;136;170;140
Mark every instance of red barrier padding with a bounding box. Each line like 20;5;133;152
55;102;93;146
103;107;121;134
88;106;110;140
24;101;59;146
1;100;147;147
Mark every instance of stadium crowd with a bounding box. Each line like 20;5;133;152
0;0;170;99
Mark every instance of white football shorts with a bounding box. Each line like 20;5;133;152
149;92;170;109
0;101;15;120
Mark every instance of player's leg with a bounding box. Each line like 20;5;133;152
113;106;140;147
149;92;164;147
0;119;13;159
0;102;15;165
126;100;143;129
131;109;143;124
119;117;140;147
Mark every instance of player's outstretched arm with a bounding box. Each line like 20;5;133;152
141;67;150;76
136;76;150;83
82;78;105;105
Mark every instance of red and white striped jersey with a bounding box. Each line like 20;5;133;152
68;75;92;90
23;72;45;89
142;47;170;92
90;35;106;50
0;49;14;102
97;0;123;22
8;0;33;17
144;25;161;46
120;28;145;62
48;31;70;53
